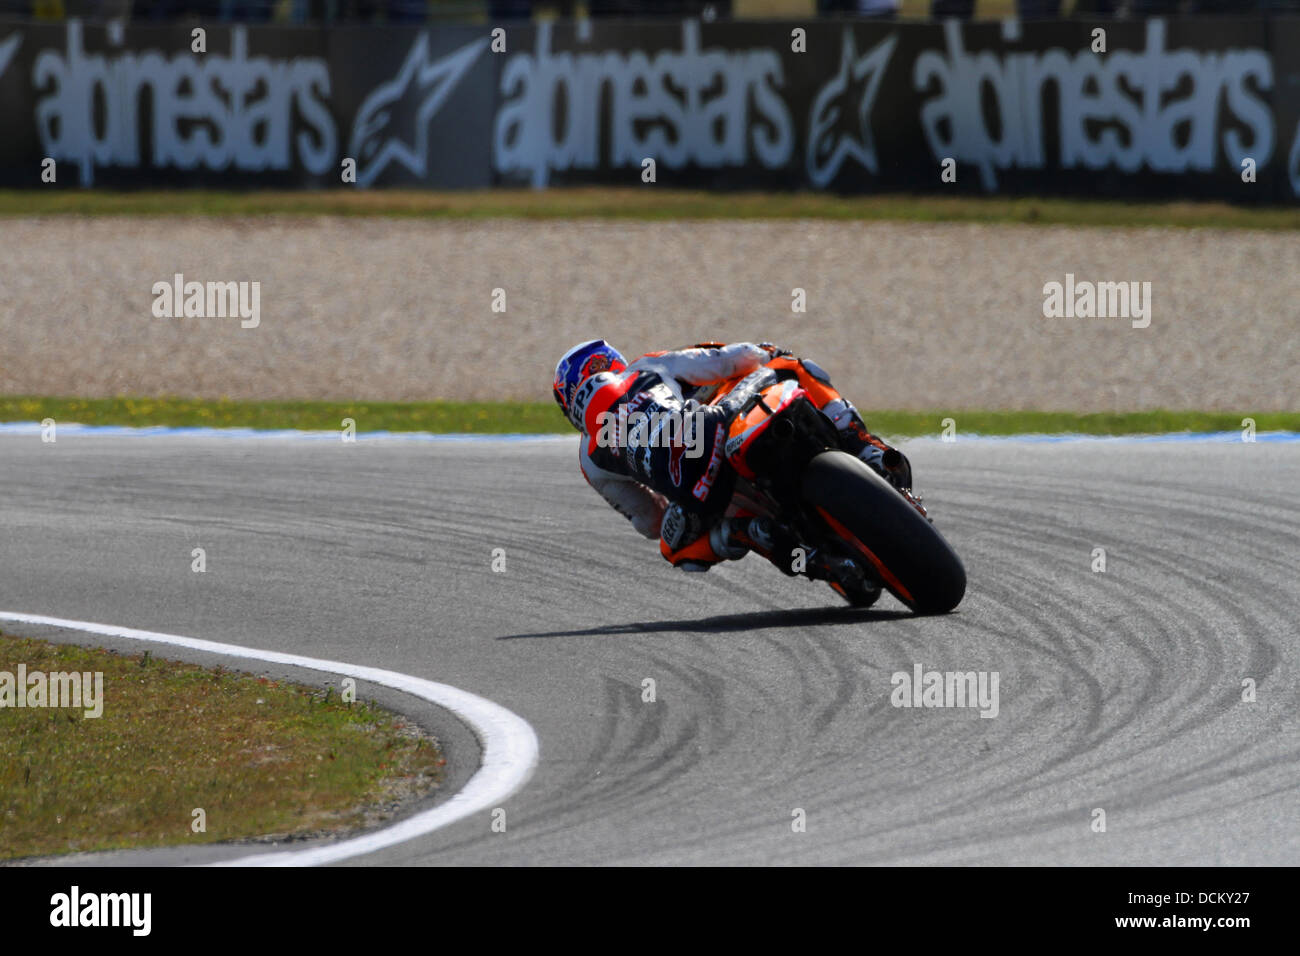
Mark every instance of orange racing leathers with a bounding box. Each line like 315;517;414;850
576;343;908;570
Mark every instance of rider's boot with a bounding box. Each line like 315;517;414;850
718;515;801;576
724;517;885;605
821;398;913;492
705;516;883;606
660;504;749;572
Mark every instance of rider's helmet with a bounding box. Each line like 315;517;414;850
552;339;627;429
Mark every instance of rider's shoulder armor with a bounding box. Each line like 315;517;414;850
580;370;661;433
578;368;663;472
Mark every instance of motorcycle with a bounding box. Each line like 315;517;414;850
701;353;966;614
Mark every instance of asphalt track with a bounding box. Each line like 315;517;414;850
1;434;1298;865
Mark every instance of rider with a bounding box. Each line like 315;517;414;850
552;339;913;573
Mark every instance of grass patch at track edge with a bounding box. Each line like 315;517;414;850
0;631;444;861
2;395;1293;438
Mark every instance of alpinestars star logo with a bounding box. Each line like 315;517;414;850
806;30;897;188
348;34;487;187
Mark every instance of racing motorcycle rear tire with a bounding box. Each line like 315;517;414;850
801;451;966;614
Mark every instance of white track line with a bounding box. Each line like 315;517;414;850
0;611;540;866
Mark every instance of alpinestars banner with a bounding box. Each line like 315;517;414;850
0;16;1295;200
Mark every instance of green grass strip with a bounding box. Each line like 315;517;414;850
0;631;443;860
0;395;572;434
3;188;1299;230
2;395;1294;437
861;410;1298;438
